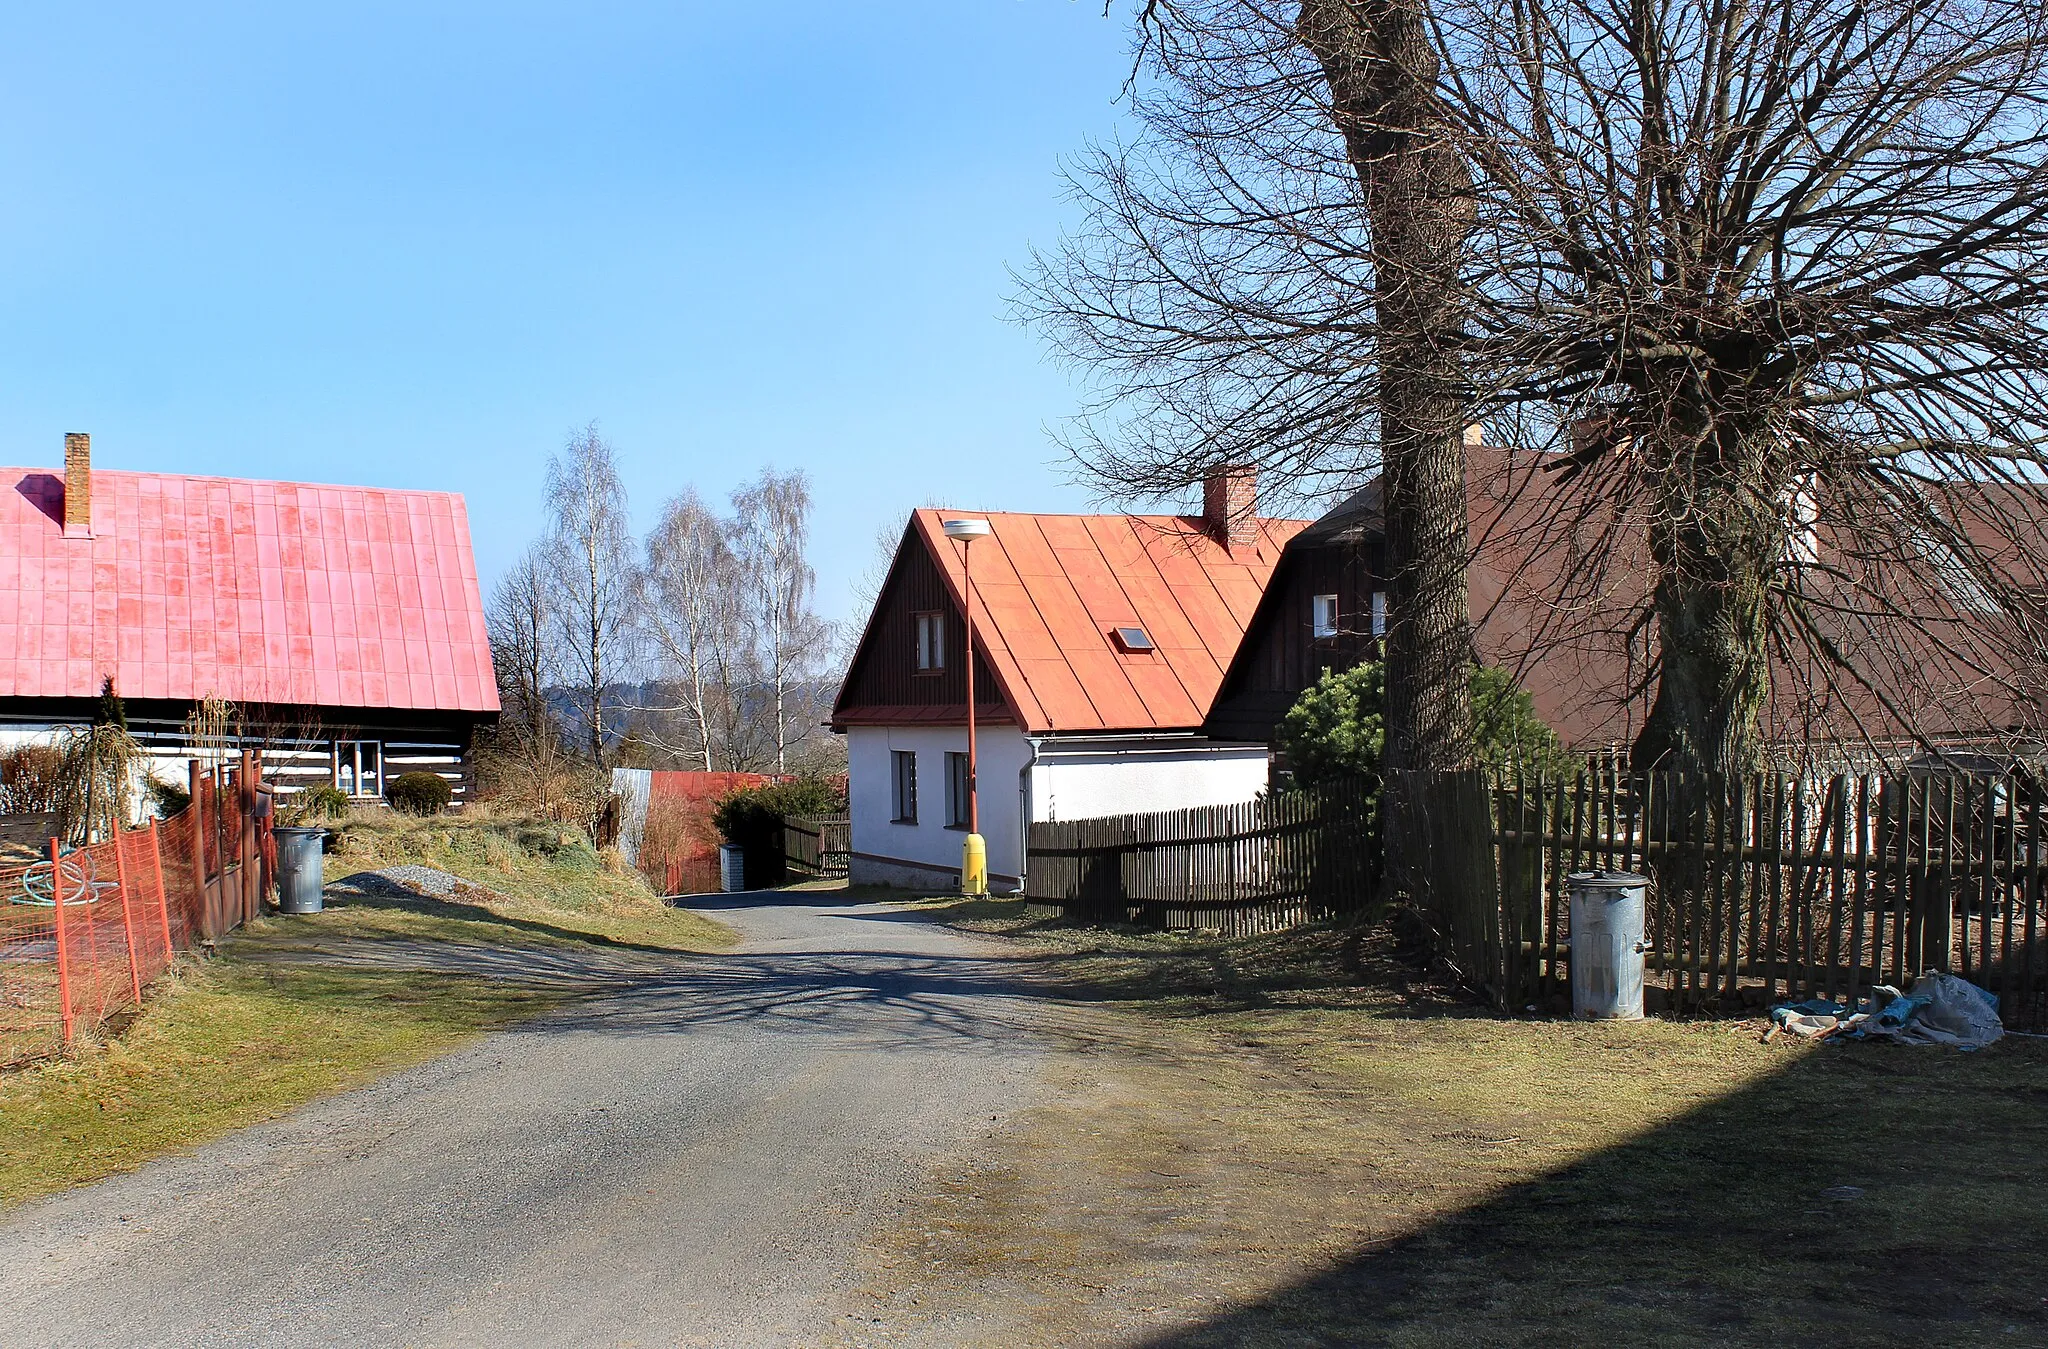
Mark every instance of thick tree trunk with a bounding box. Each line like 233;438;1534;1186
1634;471;1774;776
1628;390;1776;776
1300;0;1478;898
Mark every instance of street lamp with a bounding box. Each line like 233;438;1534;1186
942;517;992;896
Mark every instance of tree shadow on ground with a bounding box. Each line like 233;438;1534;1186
313;872;699;957
1141;1032;2048;1347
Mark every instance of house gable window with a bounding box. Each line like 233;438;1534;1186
914;612;946;673
1312;594;1340;639
945;751;970;828
1370;591;1388;637
891;749;918;823
335;740;383;798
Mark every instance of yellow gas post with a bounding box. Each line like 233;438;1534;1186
961;832;987;897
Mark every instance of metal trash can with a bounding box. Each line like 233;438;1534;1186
1569;870;1650;1019
274;826;326;914
719;844;746;893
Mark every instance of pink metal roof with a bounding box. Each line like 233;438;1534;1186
0;467;499;714
905;508;1307;734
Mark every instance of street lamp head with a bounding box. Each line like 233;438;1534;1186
941;518;992;540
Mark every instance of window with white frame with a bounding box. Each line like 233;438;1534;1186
1371;591;1388;638
1312;593;1340;639
335;740;383;798
891;749;918;823
914;611;946;672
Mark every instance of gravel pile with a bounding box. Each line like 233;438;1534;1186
326;865;466;901
373;864;463;899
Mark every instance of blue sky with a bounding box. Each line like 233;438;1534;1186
0;3;1138;621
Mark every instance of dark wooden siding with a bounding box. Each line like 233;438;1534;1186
1206;536;1381;741
837;529;1008;718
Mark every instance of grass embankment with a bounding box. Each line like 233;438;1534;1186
1;809;733;1211
887;893;2048;1345
284;808;735;954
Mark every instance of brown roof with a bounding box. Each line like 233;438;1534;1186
1465;450;2048;753
835;509;1309;734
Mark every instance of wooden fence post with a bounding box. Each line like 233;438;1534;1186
148;817;175;959
49;837;74;1043
189;759;213;940
240;749;259;923
114;830;144;1003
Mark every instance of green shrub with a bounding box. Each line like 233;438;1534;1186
712;776;848;888
386;772;453;817
287;784;350;822
1278;661;1572;789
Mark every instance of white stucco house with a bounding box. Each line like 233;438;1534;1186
831;475;1310;893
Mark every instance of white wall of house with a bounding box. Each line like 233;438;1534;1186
847;725;1271;894
1025;735;1271;825
847;725;1032;891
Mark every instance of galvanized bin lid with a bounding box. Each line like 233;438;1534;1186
1566;870;1649;888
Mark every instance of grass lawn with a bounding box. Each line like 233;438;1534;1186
876;891;2048;1345
0;809;734;1212
0;961;557;1209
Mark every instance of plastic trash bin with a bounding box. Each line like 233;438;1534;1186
274;826;326;914
719;844;746;893
1569;870;1649;1019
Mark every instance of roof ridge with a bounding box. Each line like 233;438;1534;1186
0;466;470;500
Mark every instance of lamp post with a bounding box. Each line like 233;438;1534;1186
942;517;992;896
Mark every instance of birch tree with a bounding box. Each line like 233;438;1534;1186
638;488;745;771
730;469;830;774
545;423;635;770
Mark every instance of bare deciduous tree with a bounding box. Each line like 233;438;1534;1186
638;489;745;771
484;543;581;814
1430;0;2048;772
1023;0;1484;893
545;423;635;770
730;468;832;774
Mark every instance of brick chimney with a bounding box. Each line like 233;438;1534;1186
62;432;92;539
1202;465;1259;550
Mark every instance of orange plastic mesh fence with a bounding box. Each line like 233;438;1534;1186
1;818;184;1067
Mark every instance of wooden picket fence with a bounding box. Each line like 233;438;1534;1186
1023;778;1376;936
1407;768;2048;1030
780;814;850;879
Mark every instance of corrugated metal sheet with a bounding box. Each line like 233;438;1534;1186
836;509;1308;735
0;467;498;713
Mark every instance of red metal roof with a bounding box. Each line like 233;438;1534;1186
0;467;498;713
856;509;1307;735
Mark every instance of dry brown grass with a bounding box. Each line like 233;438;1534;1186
852;894;2048;1346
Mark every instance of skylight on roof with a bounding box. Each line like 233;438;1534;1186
1112;626;1155;653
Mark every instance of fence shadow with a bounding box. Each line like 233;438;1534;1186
1139;1035;2048;1346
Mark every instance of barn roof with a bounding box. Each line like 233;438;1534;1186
0;466;499;714
835;508;1309;735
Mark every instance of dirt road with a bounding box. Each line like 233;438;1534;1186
0;895;1062;1348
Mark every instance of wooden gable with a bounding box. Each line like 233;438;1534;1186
1206;532;1384;742
832;524;1012;727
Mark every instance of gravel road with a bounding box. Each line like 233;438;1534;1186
0;895;1057;1348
